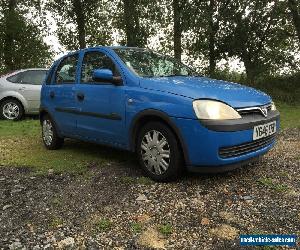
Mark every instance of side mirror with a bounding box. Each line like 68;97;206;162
92;69;123;86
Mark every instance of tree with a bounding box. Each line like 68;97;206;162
222;0;295;83
173;0;182;61
73;0;86;49
122;0;146;47
0;0;52;72
172;0;192;62
287;0;300;44
187;0;231;76
46;0;114;50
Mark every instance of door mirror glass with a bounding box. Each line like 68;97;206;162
92;69;113;82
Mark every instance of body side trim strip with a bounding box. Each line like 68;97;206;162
55;107;122;120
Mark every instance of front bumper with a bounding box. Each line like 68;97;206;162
171;110;280;168
187;156;262;173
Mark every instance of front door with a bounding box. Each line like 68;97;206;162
75;50;126;146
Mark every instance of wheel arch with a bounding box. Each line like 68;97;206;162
39;108;63;138
0;96;26;113
129;109;190;165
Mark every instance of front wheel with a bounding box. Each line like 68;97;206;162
42;115;64;150
137;122;184;182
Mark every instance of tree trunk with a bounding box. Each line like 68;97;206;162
123;0;138;46
208;0;216;77
244;59;257;85
4;0;17;71
173;0;182;62
288;0;300;44
73;0;86;49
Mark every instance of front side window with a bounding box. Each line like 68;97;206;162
55;54;78;84
7;70;47;85
114;48;197;78
81;51;120;83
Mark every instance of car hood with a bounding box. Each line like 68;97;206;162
140;76;271;108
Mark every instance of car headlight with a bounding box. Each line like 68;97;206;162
271;101;276;111
193;100;241;120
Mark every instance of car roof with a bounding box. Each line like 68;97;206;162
10;68;48;73
64;46;146;55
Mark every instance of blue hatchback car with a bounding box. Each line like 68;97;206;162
40;46;280;181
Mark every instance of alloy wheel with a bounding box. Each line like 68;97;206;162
2;102;19;120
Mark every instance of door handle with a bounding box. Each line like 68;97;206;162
77;93;85;101
50;91;55;99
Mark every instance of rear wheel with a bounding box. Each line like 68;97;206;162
137;122;184;182
41;115;64;150
0;99;24;120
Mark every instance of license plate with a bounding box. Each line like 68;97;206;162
253;121;276;140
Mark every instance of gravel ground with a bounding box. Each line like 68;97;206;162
0;129;299;250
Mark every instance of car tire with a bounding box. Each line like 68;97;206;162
41;114;64;150
0;99;24;121
137;121;184;182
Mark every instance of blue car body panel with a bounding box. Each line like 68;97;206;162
41;46;280;169
140;77;271;108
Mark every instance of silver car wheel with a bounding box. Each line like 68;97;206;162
140;130;171;175
42;119;54;146
2;102;19;120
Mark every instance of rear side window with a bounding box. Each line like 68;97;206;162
7;73;21;83
81;51;120;83
20;70;47;85
7;70;47;85
55;54;79;84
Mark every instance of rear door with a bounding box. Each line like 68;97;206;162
45;54;79;136
6;70;47;113
75;49;126;146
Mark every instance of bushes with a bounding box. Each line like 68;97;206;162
212;69;300;105
255;73;300;105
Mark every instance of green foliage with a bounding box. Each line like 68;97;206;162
255;73;300;105
0;0;52;72
158;223;172;236
131;222;142;233
46;0;116;50
96;218;112;232
257;177;290;192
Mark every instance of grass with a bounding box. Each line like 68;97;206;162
0;118;135;174
276;103;300;129
158;223;172;236
96;218;112;232
257;177;290;192
131;222;143;233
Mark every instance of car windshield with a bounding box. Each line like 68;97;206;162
114;48;199;78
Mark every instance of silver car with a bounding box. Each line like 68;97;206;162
0;68;48;120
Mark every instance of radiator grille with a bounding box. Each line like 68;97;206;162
219;134;276;158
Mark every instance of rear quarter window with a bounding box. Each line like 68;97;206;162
6;73;22;83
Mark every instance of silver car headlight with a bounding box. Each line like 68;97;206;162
193;100;241;120
271;101;276;111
